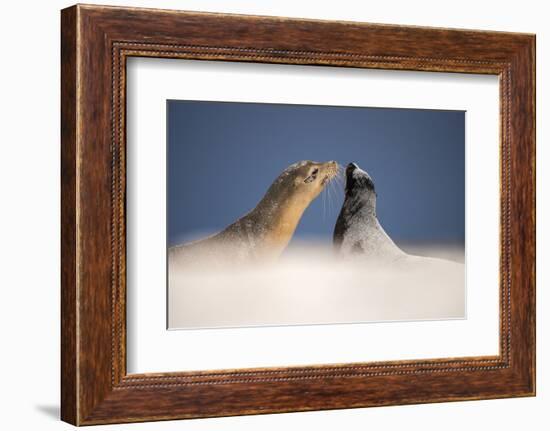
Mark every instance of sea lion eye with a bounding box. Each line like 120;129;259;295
304;168;319;183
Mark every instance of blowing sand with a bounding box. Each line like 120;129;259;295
168;242;465;330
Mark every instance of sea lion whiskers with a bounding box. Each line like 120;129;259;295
326;177;333;215
324;164;344;216
335;164;345;186
323;162;339;215
331;176;339;213
322;177;327;221
312;161;338;219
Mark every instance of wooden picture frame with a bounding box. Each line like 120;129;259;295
61;4;535;425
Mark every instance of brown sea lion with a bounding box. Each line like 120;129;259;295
169;160;339;267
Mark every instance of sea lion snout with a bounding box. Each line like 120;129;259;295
324;160;339;175
320;160;339;185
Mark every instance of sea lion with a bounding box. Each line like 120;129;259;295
333;162;405;260
170;160;339;267
333;162;464;268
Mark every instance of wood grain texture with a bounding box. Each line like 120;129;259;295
60;5;78;425
60;4;536;425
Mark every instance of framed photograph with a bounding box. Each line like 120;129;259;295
61;4;535;425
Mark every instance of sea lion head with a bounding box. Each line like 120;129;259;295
281;160;340;204
252;160;339;257
345;162;375;195
343;162;377;213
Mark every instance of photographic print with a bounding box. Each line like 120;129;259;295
167;100;465;329
60;7;536;423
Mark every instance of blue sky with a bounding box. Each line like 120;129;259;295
167;100;465;247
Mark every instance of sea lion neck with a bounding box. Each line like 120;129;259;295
344;189;377;220
254;171;312;224
253;193;309;250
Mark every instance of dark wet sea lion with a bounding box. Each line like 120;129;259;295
334;162;464;270
333;162;405;260
170;160;339;266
